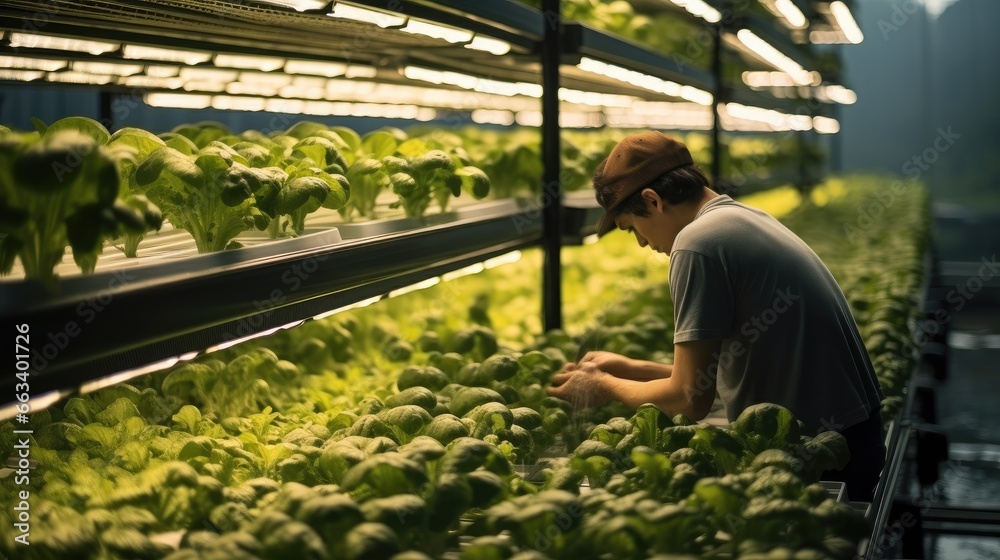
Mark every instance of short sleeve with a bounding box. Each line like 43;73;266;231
669;250;735;343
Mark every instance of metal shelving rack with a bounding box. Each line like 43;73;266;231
0;0;854;407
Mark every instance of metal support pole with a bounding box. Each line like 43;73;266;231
99;91;115;131
541;0;562;331
710;11;724;193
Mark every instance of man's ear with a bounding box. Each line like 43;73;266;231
640;188;664;211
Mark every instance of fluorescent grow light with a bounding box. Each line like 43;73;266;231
258;0;328;11
215;54;286;72
388;277;440;298
813;116;840;134
327;3;406;27
146;93;212;109
761;0;807;29
403;66;540;98
47;71;114;85
313;296;382;321
0;390;64;421
471;109;516;126
736;29;814;86
823;84;857;105
830;1;864;44
0;69;44;81
0;56;66;71
72;61;144;76
9;33;118;55
212;95;268;111
577;57;712;105
465;36;512;56
118;75;184;89
671;0;722;23
123;45;211;64
146;65;181;78
401;19;474;44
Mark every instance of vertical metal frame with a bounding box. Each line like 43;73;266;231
541;0;562;331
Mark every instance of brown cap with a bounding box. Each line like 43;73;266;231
594;131;694;236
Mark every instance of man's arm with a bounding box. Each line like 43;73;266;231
567;351;673;380
548;339;721;419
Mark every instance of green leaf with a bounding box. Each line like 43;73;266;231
172;405;203;434
361;131;399;160
42;116;111;145
396;138;429;158
135;146;202;187
457;166;491;199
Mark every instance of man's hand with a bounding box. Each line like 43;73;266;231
546;362;613;408
566;351;634;377
565;351;673;381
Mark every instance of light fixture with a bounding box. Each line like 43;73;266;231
830;1;864;44
416;108;437;121
257;0;328;11
327;3;406;27
215;54;286;72
285;59;348;77
388;277;440;298
72;61;144;76
471;109;514;126
0;56;67;71
671;0;722;23
9;33;119;55
80;355;181;394
212;95;268;111
0;390;65;421
442;262;486;282
204;321;303;354
47;72;114;85
123;45;211;64
485;251;522;269
763;0;807;29
735;29;814;86
824;84;857;105
560;112;604;128
403;66;540;98
809;30;845;44
225;82;280;96
515;110;543;127
465;36;512;56
813;116;840;134
401;19;474;43
577;57;711;105
312;295;382;321
146;65;181;78
345;65;378;79
0;69;44;81
603;102;713;129
118;75;184;89
146;92;212;109
559;88;636;108
267;98;306;114
183;81;227;93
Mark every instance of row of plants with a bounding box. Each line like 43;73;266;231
0;117;491;283
0;175;928;559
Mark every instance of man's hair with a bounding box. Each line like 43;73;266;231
609;164;710;218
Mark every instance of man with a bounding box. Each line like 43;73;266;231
547;130;886;500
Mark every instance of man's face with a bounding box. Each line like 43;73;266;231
614;192;685;254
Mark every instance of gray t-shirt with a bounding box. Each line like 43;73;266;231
669;195;883;435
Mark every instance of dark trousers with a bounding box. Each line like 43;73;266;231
820;408;886;502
